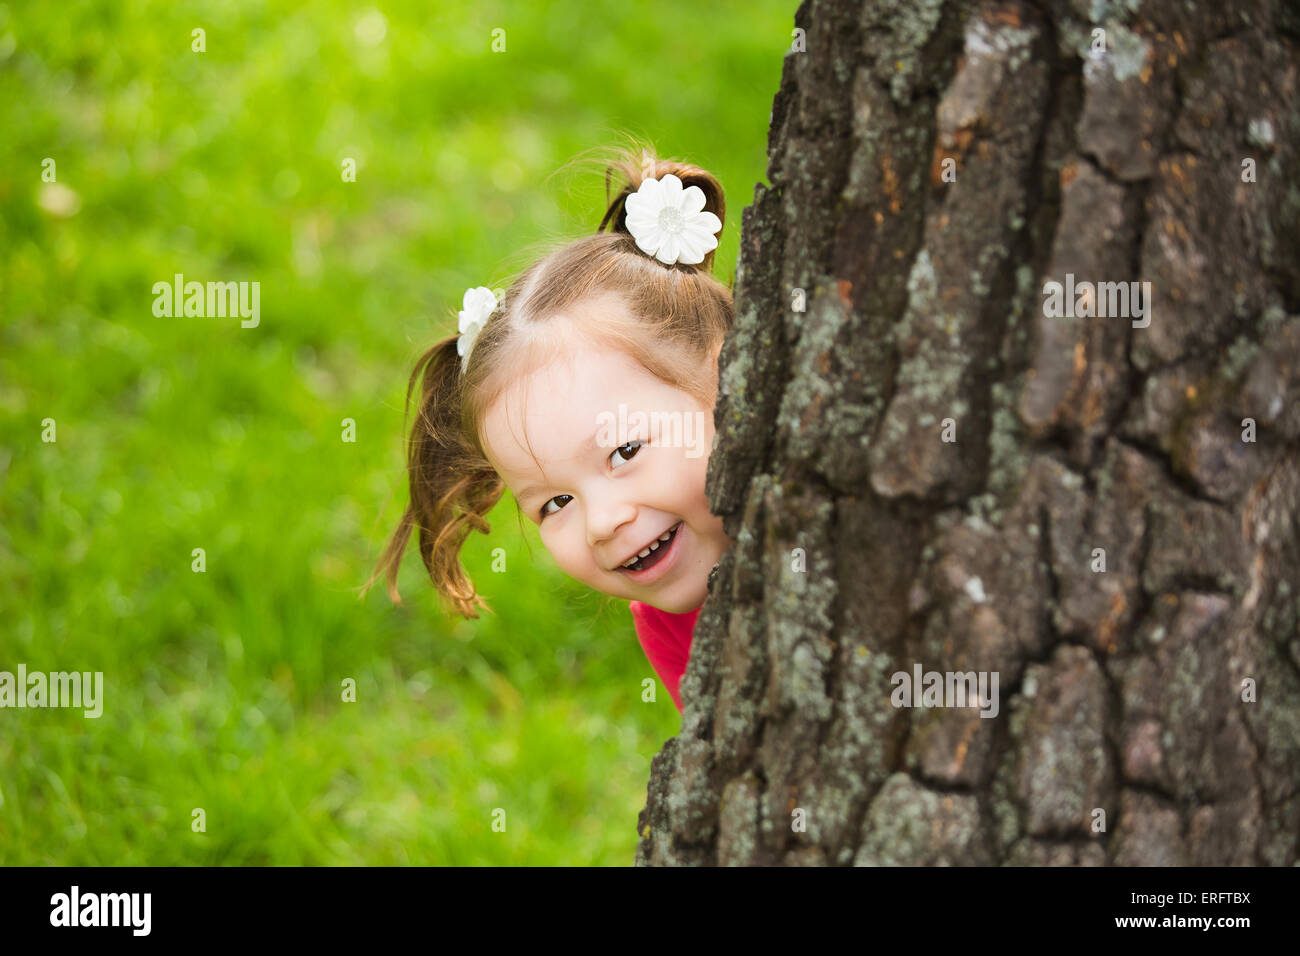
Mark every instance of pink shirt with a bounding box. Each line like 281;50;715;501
629;600;701;712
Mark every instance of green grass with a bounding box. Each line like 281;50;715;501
0;0;789;863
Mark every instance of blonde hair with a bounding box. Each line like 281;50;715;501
362;140;735;618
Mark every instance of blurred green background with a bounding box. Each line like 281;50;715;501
0;0;788;864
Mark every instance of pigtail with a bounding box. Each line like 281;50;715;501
362;335;504;619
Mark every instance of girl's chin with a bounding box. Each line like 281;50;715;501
651;591;708;614
634;577;709;614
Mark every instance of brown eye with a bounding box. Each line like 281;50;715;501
610;440;645;467
540;494;572;518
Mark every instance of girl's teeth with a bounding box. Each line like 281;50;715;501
622;523;681;570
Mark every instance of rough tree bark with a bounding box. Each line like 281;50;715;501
636;0;1300;866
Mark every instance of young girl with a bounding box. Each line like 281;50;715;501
363;145;736;713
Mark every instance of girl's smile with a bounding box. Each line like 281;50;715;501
613;518;684;581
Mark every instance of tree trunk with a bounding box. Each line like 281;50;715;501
636;0;1300;866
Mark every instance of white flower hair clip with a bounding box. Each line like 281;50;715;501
457;285;499;372
623;173;723;266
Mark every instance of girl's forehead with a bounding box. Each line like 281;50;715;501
482;348;649;449
501;344;655;408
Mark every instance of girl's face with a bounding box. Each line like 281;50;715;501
481;335;733;614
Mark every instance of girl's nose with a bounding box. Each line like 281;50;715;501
586;496;637;548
